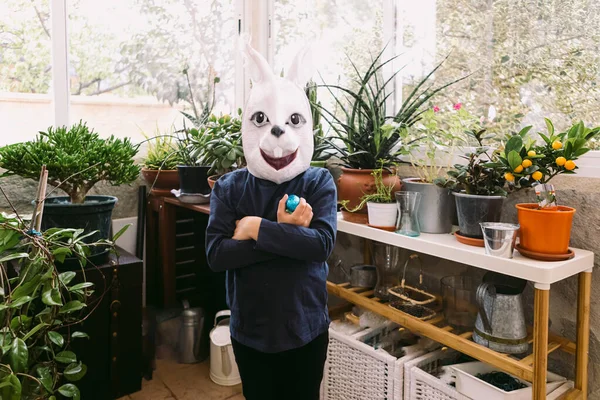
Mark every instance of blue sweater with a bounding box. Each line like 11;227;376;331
205;167;337;353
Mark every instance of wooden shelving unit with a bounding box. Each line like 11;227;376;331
330;215;593;400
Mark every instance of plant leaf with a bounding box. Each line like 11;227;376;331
37;366;53;393
112;224;131;242
10;296;32;308
21;322;49;341
507;150;523;170
0;253;29;263
59;301;86;314
69;282;94;291
55;351;77;364
48;331;65;348
71;332;89;340
8;338;28;373
64;362;87;382
58;272;76;286
42;287;63;307
58;383;80;399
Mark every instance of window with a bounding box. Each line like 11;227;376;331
0;0;53;144
67;0;238;142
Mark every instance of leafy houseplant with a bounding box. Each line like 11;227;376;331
500;119;600;255
140;130;184;195
0;122;139;260
436;130;507;241
186;110;245;190
0;199;125;399
319;49;466;223
342;168;398;230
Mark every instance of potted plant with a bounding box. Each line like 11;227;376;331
497;119;599;255
0;179;125;399
319;50;465;223
0;122;139;259
140;129;184;196
402;105;481;233
186;110;245;190
305;80;332;168
436;129;507;241
342;167;397;231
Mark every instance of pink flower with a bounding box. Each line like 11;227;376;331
453;103;462;110
433;106;440;112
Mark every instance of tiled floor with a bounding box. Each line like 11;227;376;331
119;359;244;400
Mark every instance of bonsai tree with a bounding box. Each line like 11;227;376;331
0;122;140;204
436;129;507;196
497;119;599;188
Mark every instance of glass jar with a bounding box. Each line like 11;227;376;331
372;242;403;300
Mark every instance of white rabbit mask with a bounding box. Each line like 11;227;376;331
241;42;314;184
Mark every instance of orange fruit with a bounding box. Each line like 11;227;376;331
552;141;563;150
565;160;576;171
522;159;532;168
532;171;543;181
556;156;566;166
527;150;536;157
504;172;515;182
514;165;524;173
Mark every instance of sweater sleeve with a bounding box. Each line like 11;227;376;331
254;171;338;262
206;179;277;272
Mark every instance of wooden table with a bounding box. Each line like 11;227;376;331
333;215;593;400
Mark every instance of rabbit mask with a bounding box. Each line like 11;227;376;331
241;42;314;184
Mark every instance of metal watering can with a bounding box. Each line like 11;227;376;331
473;272;529;354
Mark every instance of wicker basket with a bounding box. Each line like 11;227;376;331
322;325;424;400
404;349;471;400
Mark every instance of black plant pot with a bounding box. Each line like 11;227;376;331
177;165;211;195
41;196;118;266
453;192;505;239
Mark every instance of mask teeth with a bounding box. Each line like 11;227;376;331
274;147;283;158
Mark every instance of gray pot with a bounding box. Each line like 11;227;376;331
402;178;456;234
453;192;505;239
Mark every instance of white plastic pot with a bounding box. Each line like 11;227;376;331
451;361;566;400
209;310;241;386
366;202;398;229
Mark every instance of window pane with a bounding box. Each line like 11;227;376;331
399;0;600;147
67;0;237;141
273;0;384;116
0;0;53;144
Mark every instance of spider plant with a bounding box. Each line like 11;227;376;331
318;49;467;169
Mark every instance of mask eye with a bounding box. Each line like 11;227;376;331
288;113;306;127
251;112;269;127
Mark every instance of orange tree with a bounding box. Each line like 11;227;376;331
496;119;599;189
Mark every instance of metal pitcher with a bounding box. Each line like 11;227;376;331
473;273;528;354
177;300;207;364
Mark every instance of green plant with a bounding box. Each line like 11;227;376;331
0;122;140;204
341;166;396;212
497;119;599;188
185;110;245;175
0;208;127;399
141;129;184;170
435;129;507;196
318;50;467;169
305;80;331;163
409;104;484;183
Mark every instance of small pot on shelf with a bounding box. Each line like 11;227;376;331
366;202;398;231
453;192;505;240
338;167;401;224
207;174;223;190
141;168;180;196
177;165;211;195
516;203;575;255
402;178;456;234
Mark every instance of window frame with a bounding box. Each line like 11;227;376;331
46;0;600;177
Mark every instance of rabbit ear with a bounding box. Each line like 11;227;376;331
286;45;314;88
240;35;273;84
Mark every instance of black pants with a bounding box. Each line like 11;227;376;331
231;331;328;400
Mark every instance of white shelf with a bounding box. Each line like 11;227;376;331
337;214;594;286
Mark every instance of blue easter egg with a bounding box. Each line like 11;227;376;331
286;194;300;213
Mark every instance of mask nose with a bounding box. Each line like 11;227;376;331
271;125;285;138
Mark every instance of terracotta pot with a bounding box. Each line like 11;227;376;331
338;167;401;224
516;203;576;254
207;174;222;190
141;168;179;196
